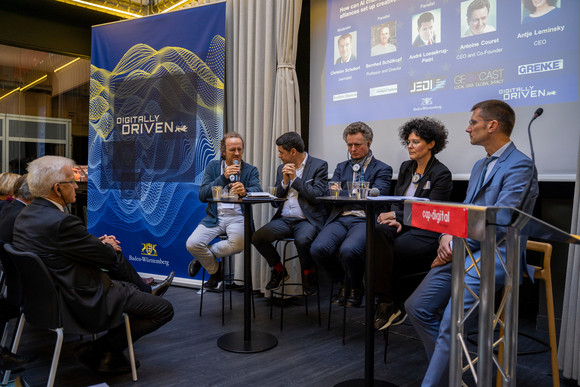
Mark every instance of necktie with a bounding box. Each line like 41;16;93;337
475;156;497;192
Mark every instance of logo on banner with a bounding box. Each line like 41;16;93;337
518;59;563;75
141;243;158;256
117;115;189;136
454;68;504;90
410;77;446;93
498;86;556;101
411;202;468;238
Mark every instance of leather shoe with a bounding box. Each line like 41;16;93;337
0;346;34;371
265;268;289;290
331;287;346;306
374;302;401;331
346;288;363;308
74;342;101;371
97;350;140;374
188;259;202;278
151;271;175;297
302;271;318;296
141;277;155;286
204;264;223;290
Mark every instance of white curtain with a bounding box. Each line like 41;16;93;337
558;136;580;385
226;0;303;293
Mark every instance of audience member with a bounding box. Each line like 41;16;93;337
12;156;175;374
0;172;20;211
252;132;328;295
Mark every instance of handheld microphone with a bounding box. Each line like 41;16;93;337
510;107;542;225
230;159;241;182
369;187;380;197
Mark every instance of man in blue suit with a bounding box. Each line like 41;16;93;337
252;132;328;295
186;132;262;289
311;121;392;307
405;100;539;387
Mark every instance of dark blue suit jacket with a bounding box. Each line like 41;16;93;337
272;155;328;231
198;159;262;227
327;157;392;224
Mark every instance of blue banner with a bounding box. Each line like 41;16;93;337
89;3;225;281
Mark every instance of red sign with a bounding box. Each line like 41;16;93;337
411;202;468;238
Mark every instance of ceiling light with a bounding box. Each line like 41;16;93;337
20;75;48;92
70;0;143;18
54;58;82;73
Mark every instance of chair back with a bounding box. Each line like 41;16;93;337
3;244;61;330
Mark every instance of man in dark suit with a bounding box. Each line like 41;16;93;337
0;175;35;371
12;156;175;374
405;100;539;386
186;132;262;288
311;122;392;307
412;12;437;47
252;132;328;295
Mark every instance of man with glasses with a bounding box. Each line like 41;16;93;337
12;156;175;374
186;132;262;289
405;100;539;387
311;121;392;308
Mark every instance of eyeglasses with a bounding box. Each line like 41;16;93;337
468;119;490;127
58;180;77;185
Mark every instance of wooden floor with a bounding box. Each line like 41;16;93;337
5;280;572;387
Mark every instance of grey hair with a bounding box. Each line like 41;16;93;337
27;156;76;198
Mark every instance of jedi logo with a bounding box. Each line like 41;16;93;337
410;77;446;93
141;243;158;256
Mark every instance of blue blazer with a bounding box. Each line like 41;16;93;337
326;156;393;224
272;155;329;231
198;159;262;227
464;142;538;275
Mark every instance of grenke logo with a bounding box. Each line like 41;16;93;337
454;68;504;90
409;77;446;94
518;59;563;75
117;115;188;135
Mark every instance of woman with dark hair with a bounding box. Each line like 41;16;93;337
373;117;453;330
522;0;560;23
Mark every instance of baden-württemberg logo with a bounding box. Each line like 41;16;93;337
141;243;158;256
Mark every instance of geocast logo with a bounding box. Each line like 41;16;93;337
141;243;158;256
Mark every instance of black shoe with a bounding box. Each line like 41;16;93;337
302;271;318;296
205;264;223;290
151;271;175;297
188;260;202;278
0;346;34;371
265;268;289;290
346;288;363;308
374;302;402;331
97;350;140;374
74;342;102;371
331;287;346;306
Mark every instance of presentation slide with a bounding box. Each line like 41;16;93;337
326;0;577;125
310;0;580;180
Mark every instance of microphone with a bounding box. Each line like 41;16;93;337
230;159;241;182
511;107;542;225
369;187;380;197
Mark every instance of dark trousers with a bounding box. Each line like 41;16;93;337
252;217;317;270
108;251;151;293
310;216;366;289
101;282;174;352
99;252;173;352
374;225;439;304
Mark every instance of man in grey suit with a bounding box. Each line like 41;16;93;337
12;156;174;374
405;100;539;387
252;132;328;295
